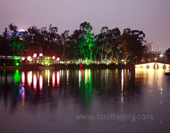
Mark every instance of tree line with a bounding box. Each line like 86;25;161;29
0;22;148;63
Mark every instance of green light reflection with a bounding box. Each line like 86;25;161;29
14;69;21;83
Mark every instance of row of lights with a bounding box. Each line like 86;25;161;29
21;53;60;61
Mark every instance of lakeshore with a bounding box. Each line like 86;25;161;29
0;63;134;70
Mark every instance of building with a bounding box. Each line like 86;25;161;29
145;43;155;53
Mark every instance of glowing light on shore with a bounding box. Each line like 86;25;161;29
57;57;60;61
39;53;43;57
52;56;55;59
33;53;37;58
22;57;25;60
27;56;31;61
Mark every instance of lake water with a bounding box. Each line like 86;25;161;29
0;68;170;133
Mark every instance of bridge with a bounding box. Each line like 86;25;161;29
135;62;170;69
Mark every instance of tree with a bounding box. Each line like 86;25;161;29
96;27;121;60
165;48;170;62
1;23;26;56
70;29;82;59
119;28;146;63
24;25;59;56
58;30;73;59
71;22;97;62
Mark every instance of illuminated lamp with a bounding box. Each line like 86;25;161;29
57;57;60;61
27;56;31;61
15;62;20;66
52;56;55;59
33;53;37;58
22;57;25;60
160;54;163;58
39;53;43;57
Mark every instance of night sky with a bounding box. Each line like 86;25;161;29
0;0;170;51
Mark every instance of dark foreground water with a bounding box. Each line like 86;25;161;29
0;68;170;133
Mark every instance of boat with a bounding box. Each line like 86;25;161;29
165;70;170;75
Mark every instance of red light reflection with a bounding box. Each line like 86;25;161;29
57;71;60;87
52;72;55;88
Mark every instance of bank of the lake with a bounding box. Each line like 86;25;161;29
0;63;135;70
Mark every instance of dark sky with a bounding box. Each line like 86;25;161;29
0;0;170;51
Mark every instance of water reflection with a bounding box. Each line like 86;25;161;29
0;68;170;132
52;72;55;88
135;68;166;88
21;71;25;86
27;71;32;87
33;74;37;90
57;71;60;87
0;69;138;105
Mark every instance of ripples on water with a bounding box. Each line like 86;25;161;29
0;68;170;132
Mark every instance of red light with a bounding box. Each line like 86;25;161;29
57;57;60;61
33;74;37;89
52;72;55;88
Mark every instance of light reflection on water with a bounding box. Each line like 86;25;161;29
0;68;170;132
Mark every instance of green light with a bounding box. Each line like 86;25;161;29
15;62;20;66
78;23;97;63
3;63;6;66
13;56;21;60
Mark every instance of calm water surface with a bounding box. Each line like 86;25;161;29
0;68;170;133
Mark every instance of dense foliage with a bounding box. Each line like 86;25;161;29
0;22;147;63
165;48;170;61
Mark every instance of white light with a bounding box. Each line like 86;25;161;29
39;53;43;57
121;59;124;62
52;56;55;59
22;57;25;60
27;56;31;61
33;53;37;58
19;29;25;32
160;54;163;57
57;57;60;61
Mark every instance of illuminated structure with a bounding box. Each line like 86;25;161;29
135;62;170;69
9;29;26;40
145;43;155;53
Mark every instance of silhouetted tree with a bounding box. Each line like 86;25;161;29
165;48;170;62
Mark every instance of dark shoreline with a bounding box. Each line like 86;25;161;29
0;63;135;70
